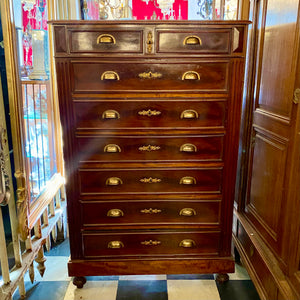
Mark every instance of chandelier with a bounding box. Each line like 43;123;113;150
142;0;175;18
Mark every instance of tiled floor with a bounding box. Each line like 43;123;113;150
13;239;261;300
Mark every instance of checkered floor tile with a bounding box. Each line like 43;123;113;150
12;239;261;300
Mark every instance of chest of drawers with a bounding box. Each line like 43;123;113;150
51;20;249;287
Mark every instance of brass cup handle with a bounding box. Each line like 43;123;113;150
180;109;199;119
182;71;200;81
104;144;121;153
102;110;120;119
180;176;197;185
180;143;197;153
97;34;116;44
106;177;123;186
179;208;197;217
101;71;120;80
108;241;124;249
107;209;124;217
179;239;196;248
183;35;202;46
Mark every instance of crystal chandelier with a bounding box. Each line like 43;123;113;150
142;0;175;18
21;0;36;12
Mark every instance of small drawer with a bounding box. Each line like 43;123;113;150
69;29;143;53
157;29;231;54
73;100;226;130
79;168;222;195
81;200;221;227
71;61;230;93
76;135;224;163
82;230;220;258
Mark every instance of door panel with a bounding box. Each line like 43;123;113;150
245;0;300;266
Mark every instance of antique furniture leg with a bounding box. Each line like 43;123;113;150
73;276;87;288
216;273;229;283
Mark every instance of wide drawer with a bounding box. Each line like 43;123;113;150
73;100;226;130
157;29;231;54
81;200;221;226
82;230;220;257
69;29;143;53
76;135;224;162
79;168;222;195
71;61;230;92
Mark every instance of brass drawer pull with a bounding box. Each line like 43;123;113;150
180;143;197;153
183;35;202;46
102;110;120;119
101;71;120;80
108;241;124;249
180;109;199;119
140;177;161;184
97;34;116;44
179;208;197;217
180;176;197;185
138;109;161;117
104;144;121;153
140;208;162;214
182;71;200;80
106;177;123;186
141;240;161;246
138;71;162;79
179;239;196;248
107;209;124;217
139;145;161;152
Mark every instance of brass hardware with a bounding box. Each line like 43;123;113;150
107;209;124;217
179;239;196;248
249;245;254;257
183;35;202;46
140;177;161;183
141;240;161;246
139;145;161;152
294;88;300;104
140;208;162;214
97;34;116;44
108;241;124;249
101;71;120;80
180;176;197;185
138;109;161;117
106;177;123;186
138;71;162;79
180;109;199;119
104;144;121;153
179;208;197;217
180;143;197;153
102;110;120;119
182;71;200;80
147;31;153;54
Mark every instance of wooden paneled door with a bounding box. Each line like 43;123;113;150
233;0;300;299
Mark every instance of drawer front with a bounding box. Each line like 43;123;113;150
69;30;143;53
76;136;224;162
74;100;226;130
82;231;220;257
157;29;231;54
79;168;222;195
81;200;221;226
71;61;229;92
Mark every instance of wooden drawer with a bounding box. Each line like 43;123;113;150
81;200;221;227
71;61;230;92
76;135;224;162
69;29;143;53
73;100;226;130
82;230;220;258
157;29;231;54
79;168;222;195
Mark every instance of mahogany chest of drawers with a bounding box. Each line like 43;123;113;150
51;20;249;287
